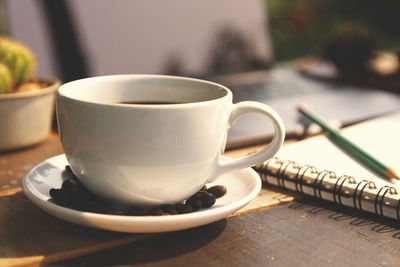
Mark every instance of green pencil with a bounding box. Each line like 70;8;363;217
298;105;400;181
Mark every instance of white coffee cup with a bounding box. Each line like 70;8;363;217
56;75;285;206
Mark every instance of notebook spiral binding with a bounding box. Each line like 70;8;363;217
254;157;400;221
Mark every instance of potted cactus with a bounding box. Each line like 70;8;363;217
0;37;60;151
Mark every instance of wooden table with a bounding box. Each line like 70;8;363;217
1;135;400;266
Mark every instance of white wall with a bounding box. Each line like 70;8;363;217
6;0;272;79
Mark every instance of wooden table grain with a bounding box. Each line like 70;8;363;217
1;135;399;266
60;199;400;266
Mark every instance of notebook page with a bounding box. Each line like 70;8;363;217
275;112;400;189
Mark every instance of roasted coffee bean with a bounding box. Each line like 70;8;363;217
199;192;216;208
64;165;84;185
199;185;208;192
190;193;201;200
185;198;203;211
175;203;193;214
63;191;81;207
65;165;73;174
207;185;227;198
50;188;71;207
62;179;77;190
105;209;125;215
149;207;169;216
55;189;68;204
49;188;60;199
126;207;147;216
161;204;178;214
50;173;226;215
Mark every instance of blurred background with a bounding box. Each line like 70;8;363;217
1;0;399;83
1;0;273;81
268;0;400;61
2;0;400;146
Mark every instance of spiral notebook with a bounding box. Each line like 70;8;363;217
254;111;400;221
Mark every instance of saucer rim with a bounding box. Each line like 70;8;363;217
22;154;262;232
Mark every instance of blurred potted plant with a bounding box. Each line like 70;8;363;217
0;37;60;151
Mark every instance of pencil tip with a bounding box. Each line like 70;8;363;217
385;168;400;180
297;104;308;113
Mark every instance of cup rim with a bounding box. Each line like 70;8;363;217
58;74;232;108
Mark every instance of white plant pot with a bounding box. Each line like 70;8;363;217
0;78;61;151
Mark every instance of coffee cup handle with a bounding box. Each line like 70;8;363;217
209;101;285;182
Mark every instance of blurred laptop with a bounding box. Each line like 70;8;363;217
210;65;400;149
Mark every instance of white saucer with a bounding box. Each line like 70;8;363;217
22;154;261;233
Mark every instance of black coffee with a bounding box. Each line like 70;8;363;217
116;100;186;105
